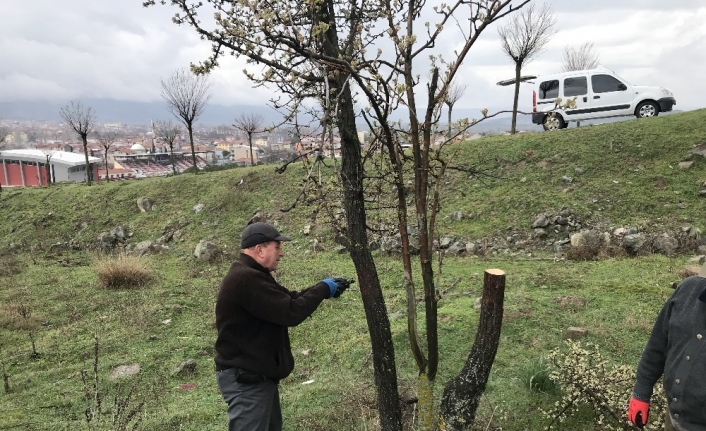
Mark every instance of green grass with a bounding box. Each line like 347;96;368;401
1;110;705;430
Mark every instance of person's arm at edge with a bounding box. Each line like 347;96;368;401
632;291;673;401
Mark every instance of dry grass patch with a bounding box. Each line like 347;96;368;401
95;254;153;289
624;313;654;332
0;303;41;331
0;254;22;277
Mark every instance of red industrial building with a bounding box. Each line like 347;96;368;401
0;149;102;187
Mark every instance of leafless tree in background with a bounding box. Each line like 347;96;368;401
233;113;265;166
562;42;600;72
498;2;556;134
59;101;96;185
563;42;599;127
154;120;181;175
160;68;211;172
96;131;118;182
443;82;468;138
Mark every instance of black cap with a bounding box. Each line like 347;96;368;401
240;222;292;249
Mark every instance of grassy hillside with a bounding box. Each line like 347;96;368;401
1;110;706;430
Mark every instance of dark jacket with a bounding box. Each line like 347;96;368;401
214;254;329;380
633;276;706;431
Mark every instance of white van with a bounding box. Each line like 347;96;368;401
531;67;676;130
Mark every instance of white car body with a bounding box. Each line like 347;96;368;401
531;67;676;130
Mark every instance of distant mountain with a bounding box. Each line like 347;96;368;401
0;99;684;134
0;99;293;127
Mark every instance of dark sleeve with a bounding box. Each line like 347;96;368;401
287;283;330;300
242;272;330;327
632;292;673;401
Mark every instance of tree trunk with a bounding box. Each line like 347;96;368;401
170;148;177;175
511;63;522;134
337;85;403;431
447;104;453;138
188;125;197;172
82;135;92;186
439;269;506;430
248;132;254;166
104;153;110;182
318;1;402;428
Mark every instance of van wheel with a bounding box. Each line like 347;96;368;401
635;101;659;118
543;114;566;131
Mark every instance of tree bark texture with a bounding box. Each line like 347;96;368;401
248;132;254;166
511;63;521;134
338;89;403;431
319;1;402;428
188;125;197;171
439;269;506;430
81;135;92;186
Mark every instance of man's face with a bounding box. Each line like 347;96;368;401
254;241;284;271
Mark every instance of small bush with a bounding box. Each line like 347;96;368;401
544;340;666;431
95;254;153;289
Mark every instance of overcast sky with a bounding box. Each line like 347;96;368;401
0;0;704;116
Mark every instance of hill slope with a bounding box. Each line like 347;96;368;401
1;109;706;431
2;109;706;254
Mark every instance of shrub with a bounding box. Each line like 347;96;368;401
95;254;153;289
543;340;666;431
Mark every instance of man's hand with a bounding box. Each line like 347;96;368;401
322;278;355;298
627;397;649;428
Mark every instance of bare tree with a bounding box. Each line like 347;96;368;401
444;82;468;138
562;42;600;72
59;101;96;185
146;1;531;429
154;120;181;175
233;113;265;166
160;68;211;172
96;132;117;182
498;2;556;134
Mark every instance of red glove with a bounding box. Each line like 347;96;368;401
627;397;649;428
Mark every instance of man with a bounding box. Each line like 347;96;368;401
628;264;706;431
215;222;351;431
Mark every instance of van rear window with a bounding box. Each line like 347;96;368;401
539;80;559;99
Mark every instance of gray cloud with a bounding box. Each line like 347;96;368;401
0;0;702;115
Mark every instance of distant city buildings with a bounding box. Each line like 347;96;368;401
0;117;481;187
0;149;101;187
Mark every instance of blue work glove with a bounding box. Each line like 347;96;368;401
322;278;354;298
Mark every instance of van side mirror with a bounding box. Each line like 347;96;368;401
618;83;627;91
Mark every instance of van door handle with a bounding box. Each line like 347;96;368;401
583;97;588;102
594;96;600;99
